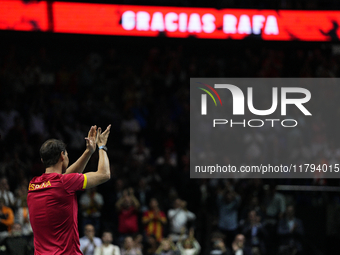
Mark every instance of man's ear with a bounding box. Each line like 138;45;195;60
41;158;43;163
60;151;65;161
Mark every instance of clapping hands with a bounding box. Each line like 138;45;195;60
85;125;111;153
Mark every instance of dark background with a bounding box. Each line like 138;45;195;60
1;1;340;254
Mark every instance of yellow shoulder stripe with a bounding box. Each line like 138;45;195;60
83;174;87;189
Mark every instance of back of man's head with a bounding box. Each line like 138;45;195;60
40;139;66;168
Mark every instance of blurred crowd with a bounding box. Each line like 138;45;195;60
0;36;340;255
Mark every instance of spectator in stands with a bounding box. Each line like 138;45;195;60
240;210;267;255
142;198;167;242
134;234;144;251
94;231;120;255
5;116;27;152
13;180;32;236
231;234;252;255
209;232;231;255
262;184;286;254
14;198;32;236
168;199;196;242
103;178;125;218
0;197;14;241
240;196;263;222
0;99;19;138
263;184;286;222
0;178;15;208
80;224;102;255
116;188;140;240
216;185;241;247
114;179;125;202
64;122;88;153
80;187;104;234
155;238;179;255
144;165;162;193
251;247;261;255
121;236;142;255
29;106;47;137
3;222;31;255
13;180;31;236
277;205;304;254
131;140;150;166
121;112;141;150
243;130;265;163
144;234;159;255
155;148;177;190
135;178;152;213
14;180;28;209
177;229;201;255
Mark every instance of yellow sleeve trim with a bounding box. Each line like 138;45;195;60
82;174;87;189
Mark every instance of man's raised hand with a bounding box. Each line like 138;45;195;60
97;125;111;147
85;125;98;154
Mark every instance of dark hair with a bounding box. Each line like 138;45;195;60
102;231;113;237
40;139;66;168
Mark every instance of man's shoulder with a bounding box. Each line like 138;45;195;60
30;173;62;183
60;172;84;181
